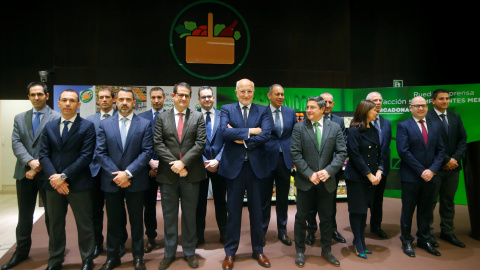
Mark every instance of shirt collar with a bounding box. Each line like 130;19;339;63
434;108;447;116
174;107;187;115
119;112;134;121
61;114;77;124
33;106;49;114
239;102;252;110
412;116;426;123
152;108;164;114
101;108;114;118
201;107;214;114
269;104;281;113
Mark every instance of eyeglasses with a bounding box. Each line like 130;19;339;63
411;104;427;109
176;93;190;99
200;95;213;100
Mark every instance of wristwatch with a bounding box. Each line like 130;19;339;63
60;173;67;180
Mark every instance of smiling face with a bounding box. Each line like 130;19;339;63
28;85;49;111
320;93;334;115
306;100;325;122
58;91;80;120
410;96;428;120
198;88;214;111
116;90;136;117
369;93;383;113
235;79;254;106
267;85;285;109
432;92;450;113
367;107;378;123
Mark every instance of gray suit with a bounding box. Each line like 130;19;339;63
11;106;60;256
290;118;347;253
154;108;206;258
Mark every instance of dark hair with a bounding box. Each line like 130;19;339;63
306;96;326;109
268;84;283;94
173;82;191;95
118;88;136;99
432;89;450;100
150;87;165;97
27;81;48;95
350;100;376;131
59;89;79;102
198;86;212;96
97;87;115;98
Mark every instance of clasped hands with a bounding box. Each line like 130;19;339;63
205;159;219;173
169;160;188;177
49;174;69;195
227;124;261;144
367;170;383;185
309;170;330;185
441;158;458;171
26;159;42;180
421;169;435;182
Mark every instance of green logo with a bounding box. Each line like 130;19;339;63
79;89;93;103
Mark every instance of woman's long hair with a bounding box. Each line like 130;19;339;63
350;100;376;132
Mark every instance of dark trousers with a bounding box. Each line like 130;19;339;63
224;161;264;256
196;171;227;239
306;174;340;234
400;180;436;244
350;213;367;252
294;183;334;253
105;190;144;260
144;177;159;239
261;152;290;235
15;177;49;256
370;174;388;230
160;178;199;258
431;170;460;235
46;189;95;266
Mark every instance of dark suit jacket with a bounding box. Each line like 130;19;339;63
396;117;445;183
199;108;224;162
218;103;273;180
154;108;206;184
12;106;61;180
377;116;392;176
138;109;165;160
344;126;383;184
426;110;467;172
96;113;153;193
265;105;296;171
290;118;347;193
86;110;118;177
39;115;96;192
329;113;346;140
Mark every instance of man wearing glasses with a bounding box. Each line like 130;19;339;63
396;96;445;258
154;82;206;270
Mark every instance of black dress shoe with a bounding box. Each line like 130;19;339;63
430;236;439;247
332;231;346;243
402;243;415;257
295;253;305;267
305;232;315;246
196;237;205;247
144;237;156;253
440;233;466;248
100;258;121;270
158;256;175;270
1;252;28;270
371;228;388;239
321;252;340;267
417;242;441;256
82;259;94;270
45;264;62;270
93;244;104;259
185;255;199;268
133;258;146;270
119;244;126;257
278;234;292;246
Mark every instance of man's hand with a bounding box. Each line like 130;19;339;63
149;159;159;169
149;168;158;177
442;158;458;170
309;172;320;185
112;171;131;188
249;127;262;135
421;169;435;182
367;173;379;185
49;174;65;189
205;159;219;173
28;159;42;172
25;169;37;180
179;168;188;177
375;170;383;183
56;182;70;195
169;160;185;174
317;170;330;182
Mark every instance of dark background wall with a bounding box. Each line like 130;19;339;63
1;1;478;101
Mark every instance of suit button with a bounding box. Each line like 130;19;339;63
369;146;372;148
368;155;370;157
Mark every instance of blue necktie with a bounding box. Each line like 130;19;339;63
242;106;248;127
206;111;212;140
62;120;70;143
32;112;41;137
373;117;382;144
275;109;282;137
153;111;159;124
121;117;127;150
440;114;449;134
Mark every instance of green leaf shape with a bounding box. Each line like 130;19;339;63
233;31;241;40
180;33;191;38
175;24;190;35
214;24;226;36
184;21;197;31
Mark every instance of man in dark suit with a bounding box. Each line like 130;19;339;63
305;92;347;245
96;88;153;270
427;89;467;248
39;89;96;270
397;96;445;257
290;96;347;267
195;86;227;247
219;79;273;270
138;87;166;253
87;87;128;259
366;91;392;239
2;82;61;270
261;84;296;247
154;82;206;270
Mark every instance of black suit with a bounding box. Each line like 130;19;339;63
39;115;96;266
426;109;467;235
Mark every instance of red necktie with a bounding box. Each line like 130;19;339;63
418;119;428;145
178;112;184;158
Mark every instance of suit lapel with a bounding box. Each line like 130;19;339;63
111;114;123;152
246;104;259;128
409;117;426;148
24;109;34;140
63;116;81;145
168;109;180;143
319;120;331;155
305;119;320;154
124;114;139;151
209;109;221;142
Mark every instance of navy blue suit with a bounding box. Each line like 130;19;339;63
218;102;273;256
96;113;153;260
262;105;296;236
39;115;96;266
396;117;445;245
196;108;227;241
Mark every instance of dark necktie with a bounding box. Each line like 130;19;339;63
418;119;428;145
32;112;41;137
324;115;330;121
242;106;248;127
62;120;70;143
440;114;449;134
373;117;382;144
206;111;212;140
153;111;159;124
275;109;282;137
103;113;110;119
